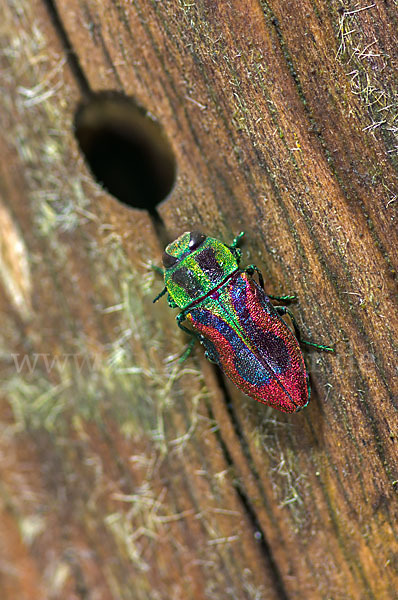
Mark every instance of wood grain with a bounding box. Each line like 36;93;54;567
0;0;397;598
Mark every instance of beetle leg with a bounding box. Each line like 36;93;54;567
178;311;219;366
167;295;178;309
179;338;196;362
230;231;245;249
153;287;167;303
229;232;245;264
177;312;197;336
245;264;265;290
177;312;202;362
275;306;335;352
204;350;218;364
268;293;297;301
246;264;296;300
153;289;178;308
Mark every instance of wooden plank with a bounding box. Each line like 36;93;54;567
0;0;397;599
0;1;282;598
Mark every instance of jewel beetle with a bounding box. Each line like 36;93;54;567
153;231;333;413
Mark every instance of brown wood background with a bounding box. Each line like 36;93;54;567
0;0;397;598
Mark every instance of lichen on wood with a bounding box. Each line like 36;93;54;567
0;0;397;598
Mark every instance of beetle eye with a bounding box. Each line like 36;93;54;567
162;251;178;269
189;231;206;251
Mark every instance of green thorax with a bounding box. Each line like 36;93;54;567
164;232;238;310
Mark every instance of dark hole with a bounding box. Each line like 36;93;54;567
74;93;176;216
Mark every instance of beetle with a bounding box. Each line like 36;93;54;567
153;231;333;413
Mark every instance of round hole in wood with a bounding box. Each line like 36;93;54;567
74;93;176;214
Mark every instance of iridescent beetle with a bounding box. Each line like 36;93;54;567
153;231;333;413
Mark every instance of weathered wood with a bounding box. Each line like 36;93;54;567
0;0;397;599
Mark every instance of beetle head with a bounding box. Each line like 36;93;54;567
162;231;207;269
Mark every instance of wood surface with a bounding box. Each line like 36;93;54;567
0;0;397;598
